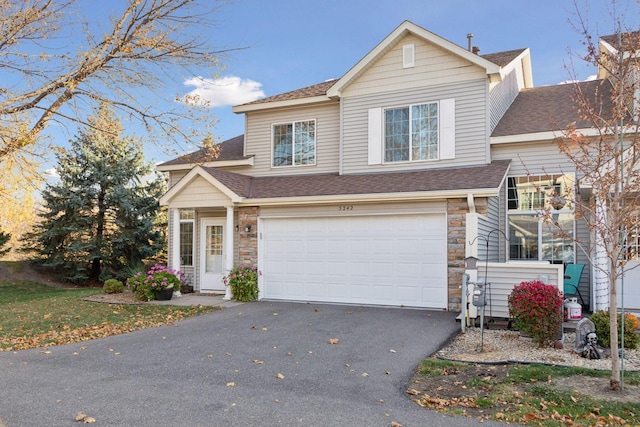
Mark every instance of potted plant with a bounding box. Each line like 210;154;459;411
126;264;183;301
508;280;564;347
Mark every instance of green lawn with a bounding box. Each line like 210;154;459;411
415;358;640;426
0;280;218;351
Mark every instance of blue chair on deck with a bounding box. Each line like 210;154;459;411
564;264;585;306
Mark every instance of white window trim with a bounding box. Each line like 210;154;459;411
382;101;440;164
179;215;195;267
271;118;317;168
505;174;576;263
368;99;454;165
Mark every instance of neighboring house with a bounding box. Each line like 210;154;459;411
158;21;640;315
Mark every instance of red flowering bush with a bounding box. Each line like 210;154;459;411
508;280;563;347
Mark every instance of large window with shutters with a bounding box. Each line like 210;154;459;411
384;102;438;162
368;98;455;165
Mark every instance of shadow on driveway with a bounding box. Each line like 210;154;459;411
0;302;507;426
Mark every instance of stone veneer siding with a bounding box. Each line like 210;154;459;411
447;197;487;311
237;206;258;267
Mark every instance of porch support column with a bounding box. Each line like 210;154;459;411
594;198;609;311
224;206;234;300
170;208;181;272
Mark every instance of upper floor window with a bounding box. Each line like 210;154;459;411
272;119;316;167
384;102;438;162
368;99;454;165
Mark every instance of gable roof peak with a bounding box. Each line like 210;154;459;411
326;20;502;98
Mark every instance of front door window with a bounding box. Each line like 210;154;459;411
205;225;223;273
200;219;225;292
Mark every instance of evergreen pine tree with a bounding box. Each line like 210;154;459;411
0;230;10;257
26;104;166;283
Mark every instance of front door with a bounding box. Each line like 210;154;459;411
200;219;226;292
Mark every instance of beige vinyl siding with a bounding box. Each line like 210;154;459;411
489;70;520;133
342;79;489;174
243;102;340;177
259;200;447;219
168;170;188;188
478;194;502;262
476;262;563;318
169;176;231;208
342;34;487;98
491;140;573;175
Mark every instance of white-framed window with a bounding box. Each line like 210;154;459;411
179;209;195;266
507;174;576;263
368;99;454;165
384;102;439;162
272;119;316;167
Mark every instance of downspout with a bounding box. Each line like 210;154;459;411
467;193;476;213
339;97;344;175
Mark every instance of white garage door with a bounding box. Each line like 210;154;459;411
261;214;448;308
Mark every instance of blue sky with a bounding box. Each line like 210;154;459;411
41;0;640;167
178;0;638;159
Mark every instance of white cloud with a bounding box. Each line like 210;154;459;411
43;167;59;179
182;75;265;107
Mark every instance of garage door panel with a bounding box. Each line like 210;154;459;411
262;214;447;308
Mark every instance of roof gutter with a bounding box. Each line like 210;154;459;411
237;187;502;207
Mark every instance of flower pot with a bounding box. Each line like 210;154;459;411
153;288;173;301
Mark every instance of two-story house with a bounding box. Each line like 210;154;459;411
158;21;639;315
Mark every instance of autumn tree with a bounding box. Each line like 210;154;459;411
556;6;640;390
24;104;166;283
0;0;230;169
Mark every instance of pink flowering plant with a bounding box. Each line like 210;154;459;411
126;264;183;301
223;265;261;302
508;280;564;347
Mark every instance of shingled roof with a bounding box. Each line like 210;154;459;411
158;135;247;166
481;48;527;67
600;31;640;50
197;160;511;199
236;80;338;107
235;47;524;109
492;79;615;137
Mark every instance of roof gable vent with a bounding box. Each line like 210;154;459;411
403;43;415;68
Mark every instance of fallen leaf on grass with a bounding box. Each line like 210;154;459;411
328;338;339;344
43;313;52;319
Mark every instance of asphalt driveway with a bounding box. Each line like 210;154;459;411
0;302;507;426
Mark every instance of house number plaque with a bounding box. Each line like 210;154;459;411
338;205;354;211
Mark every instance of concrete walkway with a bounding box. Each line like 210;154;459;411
146;293;244;308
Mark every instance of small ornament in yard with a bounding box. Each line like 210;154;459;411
574;318;604;359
